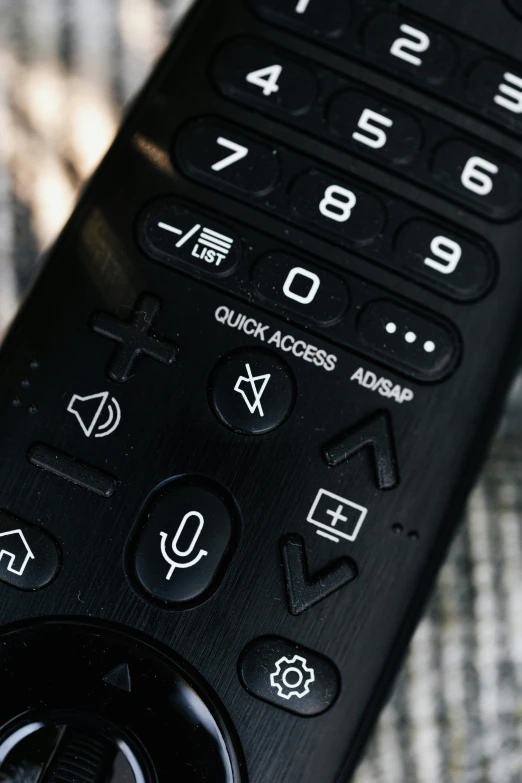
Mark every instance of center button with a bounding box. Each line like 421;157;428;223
209;348;296;435
129;478;238;607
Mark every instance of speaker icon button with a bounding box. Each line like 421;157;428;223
67;391;122;438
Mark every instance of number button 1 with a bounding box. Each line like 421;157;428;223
175;120;281;198
328;91;423;165
214;39;318;117
250;0;351;37
363;12;457;85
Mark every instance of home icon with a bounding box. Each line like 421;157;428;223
0;529;35;576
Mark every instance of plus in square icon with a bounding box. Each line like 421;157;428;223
307;489;368;544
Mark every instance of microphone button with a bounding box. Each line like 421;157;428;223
128;477;239;608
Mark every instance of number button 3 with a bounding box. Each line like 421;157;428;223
176;120;281;198
214;39;318;117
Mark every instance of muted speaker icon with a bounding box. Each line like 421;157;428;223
67;391;122;438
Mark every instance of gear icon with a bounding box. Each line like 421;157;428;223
269;655;316;700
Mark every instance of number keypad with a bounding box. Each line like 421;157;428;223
214;38;522;220
174;120;497;302
250;0;522;140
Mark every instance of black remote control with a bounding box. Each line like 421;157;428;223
1;1;522;781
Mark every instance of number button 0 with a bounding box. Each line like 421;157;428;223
214;40;318;117
363;12;456;84
250;0;351;38
252;253;349;326
175;120;281;198
431;140;522;219
328;91;423;164
394;220;495;301
290;170;386;245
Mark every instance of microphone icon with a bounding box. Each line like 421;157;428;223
159;511;208;580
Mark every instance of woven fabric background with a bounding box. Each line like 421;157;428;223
1;2;522;781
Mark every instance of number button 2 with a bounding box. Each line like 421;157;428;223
175;120;281;198
328;91;423;165
214;39;318;117
363;12;457;85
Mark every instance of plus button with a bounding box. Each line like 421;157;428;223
326;504;348;528
92;294;178;383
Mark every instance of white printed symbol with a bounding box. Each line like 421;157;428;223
212;137;249;172
158;222;235;266
270;655;316;699
234;364;271;417
160;511;208;580
385;323;436;354
295;0;312;12
307;488;368;543
67;392;122;438
283;267;321;305
0;530;35;576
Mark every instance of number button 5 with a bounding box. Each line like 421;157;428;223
328;91;423;165
175;120;281;198
214;39;318;117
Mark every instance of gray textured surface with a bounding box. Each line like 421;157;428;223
0;1;521;780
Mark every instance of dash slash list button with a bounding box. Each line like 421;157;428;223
130;479;237;607
139;200;241;277
0;511;59;591
239;637;340;716
210;348;296;435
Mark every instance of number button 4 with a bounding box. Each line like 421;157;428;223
176;119;281;198
214;39;318;117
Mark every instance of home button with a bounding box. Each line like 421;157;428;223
0;511;60;591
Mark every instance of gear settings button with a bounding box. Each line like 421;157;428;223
239;637;340;716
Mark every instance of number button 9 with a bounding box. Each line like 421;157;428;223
214;40;318;117
395;220;495;301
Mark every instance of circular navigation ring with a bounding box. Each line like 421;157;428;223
0;620;243;783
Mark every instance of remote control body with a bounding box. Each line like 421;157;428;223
1;0;522;781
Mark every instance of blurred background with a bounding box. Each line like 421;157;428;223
0;1;522;781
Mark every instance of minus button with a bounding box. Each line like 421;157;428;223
28;444;119;498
